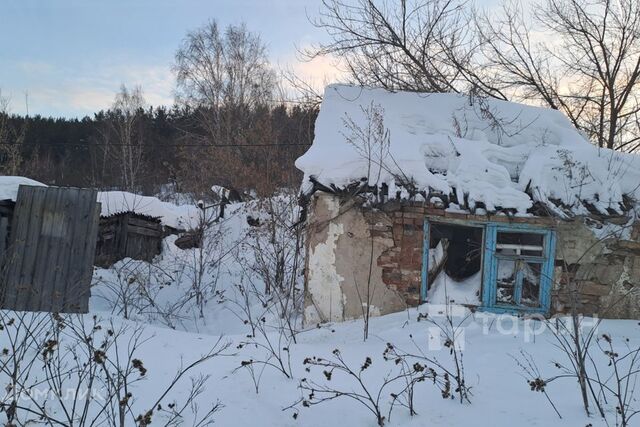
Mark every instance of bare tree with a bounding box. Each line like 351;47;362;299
341;102;390;340
174;20;276;142
172;20;278;195
278;68;325;110
311;0;640;152
113;85;146;191
475;0;640;152
175;21;275;111
307;0;478;93
0;90;26;175
95;85;147;191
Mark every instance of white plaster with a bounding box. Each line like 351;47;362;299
305;198;346;323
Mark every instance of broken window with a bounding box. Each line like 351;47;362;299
484;225;555;313
422;220;555;314
424;222;483;305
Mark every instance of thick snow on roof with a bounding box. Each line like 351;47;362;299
0;176;46;201
0;177;198;229
97;192;199;229
296;85;640;215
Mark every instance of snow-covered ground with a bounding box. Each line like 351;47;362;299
87;194;640;427
212;310;638;427
0;188;637;426
4;306;633;426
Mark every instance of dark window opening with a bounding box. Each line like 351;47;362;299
429;223;483;282
425;222;484;305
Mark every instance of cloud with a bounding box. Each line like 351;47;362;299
69;63;175;111
7;61;175;117
276;45;347;97
291;53;346;86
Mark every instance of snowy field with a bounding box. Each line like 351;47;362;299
2;307;635;426
0;192;637;426
121;309;640;427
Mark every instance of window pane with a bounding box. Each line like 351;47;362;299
496;231;544;257
496;259;516;304
521;262;542;307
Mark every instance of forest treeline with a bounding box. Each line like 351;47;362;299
0;103;317;197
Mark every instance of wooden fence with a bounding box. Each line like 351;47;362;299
0;185;100;313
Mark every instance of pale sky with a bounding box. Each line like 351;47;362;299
0;0;341;118
0;0;511;118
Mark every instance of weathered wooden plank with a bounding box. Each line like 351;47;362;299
32;186;65;311
126;224;163;237
78;201;101;310
68;190;98;312
0;206;14;216
74;189;98;311
127;216;161;228
119;214;129;255
35;187;66;312
0;217;8;258
3;186;38;309
7;185;44;310
57;188;85;312
1;186;98;313
44;188;74;312
18;187;50;311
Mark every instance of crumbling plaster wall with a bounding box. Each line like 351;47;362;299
304;193;640;323
554;219;640;319
304;194;406;324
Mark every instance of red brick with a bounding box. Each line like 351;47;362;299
424;208;446;216
444;211;468;220
402;206;427;214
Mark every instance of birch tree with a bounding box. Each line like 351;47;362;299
97;85;147;191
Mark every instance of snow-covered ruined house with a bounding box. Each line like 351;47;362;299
296;84;640;324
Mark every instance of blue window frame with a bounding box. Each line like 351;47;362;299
421;219;556;314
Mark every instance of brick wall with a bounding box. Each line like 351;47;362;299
359;200;639;318
374;207;425;307
366;202;555;309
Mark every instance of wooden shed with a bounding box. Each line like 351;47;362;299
95;212;164;267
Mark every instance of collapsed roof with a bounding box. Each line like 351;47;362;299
296;85;640;217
